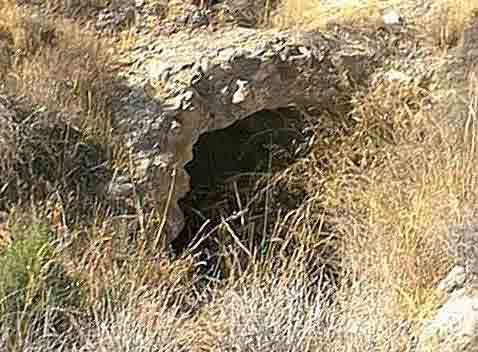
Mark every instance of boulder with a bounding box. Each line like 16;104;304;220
417;222;478;352
437;266;467;294
416;287;478;352
448;223;478;281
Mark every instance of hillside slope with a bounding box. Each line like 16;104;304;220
0;0;478;350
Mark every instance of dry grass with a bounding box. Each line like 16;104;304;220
0;0;127;214
274;0;478;35
273;0;400;29
0;1;116;138
1;0;478;350
423;0;478;47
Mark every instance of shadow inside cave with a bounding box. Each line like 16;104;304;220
172;107;317;278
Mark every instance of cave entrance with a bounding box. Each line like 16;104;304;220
173;108;314;267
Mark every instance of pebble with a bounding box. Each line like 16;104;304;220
383;10;403;25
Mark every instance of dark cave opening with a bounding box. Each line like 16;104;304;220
170;106;341;295
172;108;314;267
186;108;310;191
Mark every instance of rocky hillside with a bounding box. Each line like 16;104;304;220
1;0;478;350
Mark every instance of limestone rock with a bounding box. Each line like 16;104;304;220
438;266;467;294
416;288;478;352
448;223;478;280
382;10;403;25
418;225;478;352
111;26;387;243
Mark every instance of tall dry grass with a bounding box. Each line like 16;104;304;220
0;0;118;143
0;0;127;221
1;0;478;350
423;0;478;47
273;0;398;29
274;0;478;34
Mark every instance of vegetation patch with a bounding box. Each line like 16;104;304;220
0;220;84;350
0;0;478;350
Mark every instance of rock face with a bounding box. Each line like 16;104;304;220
416;222;478;352
110;27;380;243
448;223;478;282
416;286;478;352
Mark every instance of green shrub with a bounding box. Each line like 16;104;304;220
0;222;84;350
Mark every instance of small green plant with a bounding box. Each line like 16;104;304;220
0;221;84;350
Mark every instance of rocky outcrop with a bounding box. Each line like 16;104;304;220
110;26;383;243
416;282;478;352
416;222;478;352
